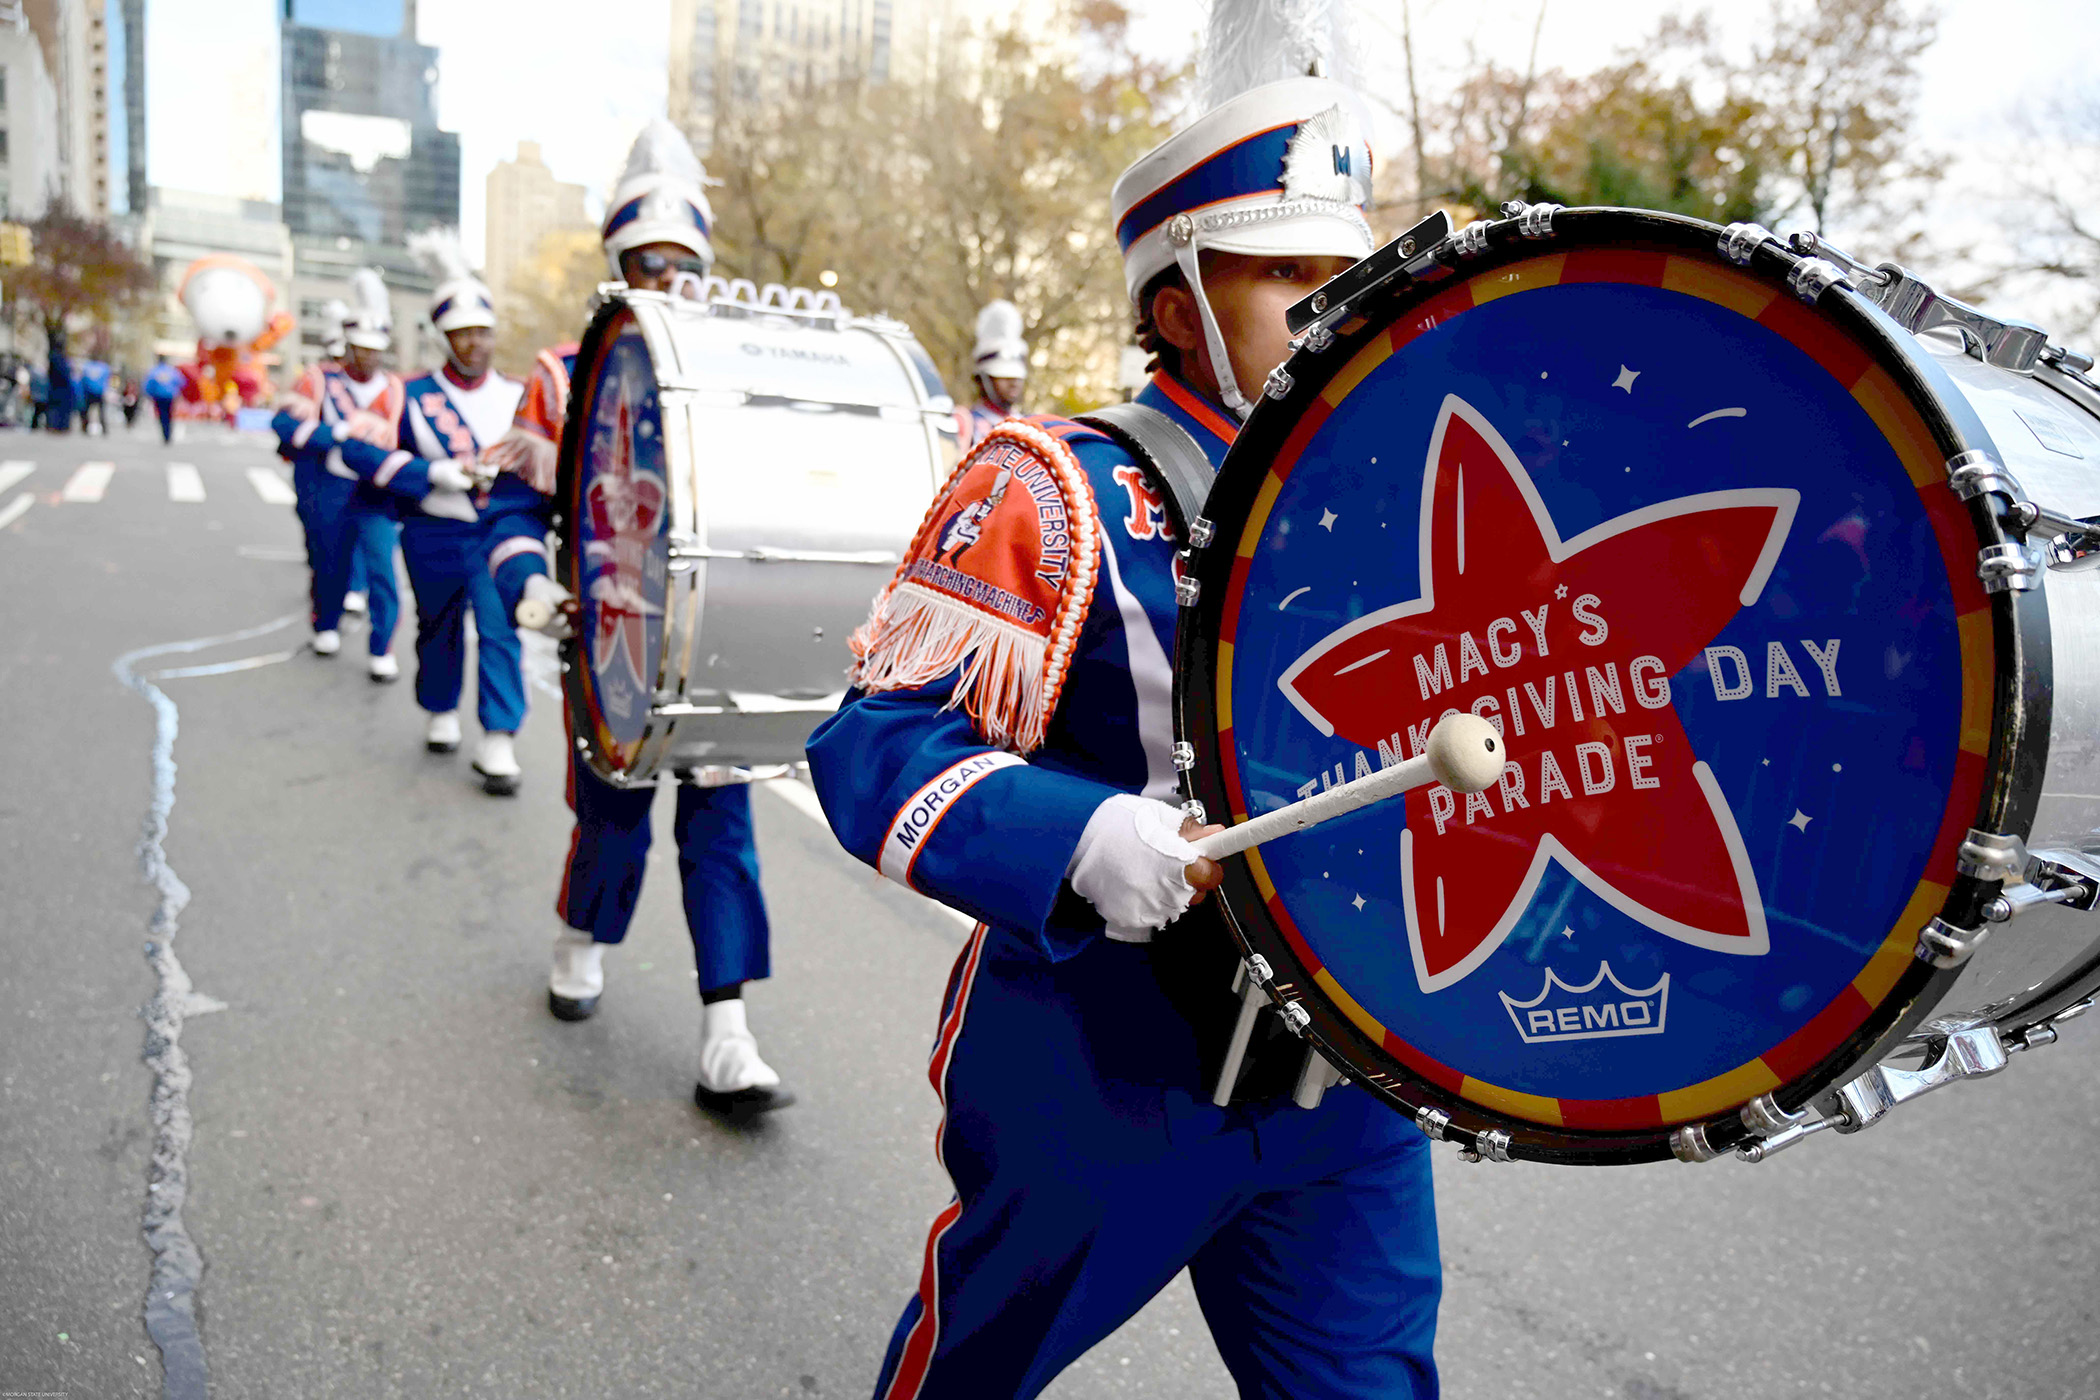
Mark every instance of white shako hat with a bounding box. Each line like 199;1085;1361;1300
1110;1;1373;416
319;298;349;358
409;227;496;333
341;267;393;351
602;118;715;279
971;300;1029;381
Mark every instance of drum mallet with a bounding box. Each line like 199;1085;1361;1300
1199;711;1505;1108
1190;712;1505;862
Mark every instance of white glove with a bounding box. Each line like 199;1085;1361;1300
421;487;478;522
517;573;574;638
1067;794;1204;943
426;458;476;491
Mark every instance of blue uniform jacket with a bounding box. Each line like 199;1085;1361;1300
270;365;401;514
808;372;1235;961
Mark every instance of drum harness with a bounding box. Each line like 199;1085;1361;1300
1076;401;1348;1113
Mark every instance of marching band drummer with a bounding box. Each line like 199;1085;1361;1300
805;62;1443;1398
487;119;793;1118
952;299;1029;455
271;275;407;679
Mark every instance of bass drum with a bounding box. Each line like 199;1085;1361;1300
557;282;953;785
1177;206;2100;1165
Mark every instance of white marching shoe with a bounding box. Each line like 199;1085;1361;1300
472;731;521;796
342;590;368;615
547;928;605;1022
425;710;462;753
312;629;341;657
694;999;794;1116
368;652;399;683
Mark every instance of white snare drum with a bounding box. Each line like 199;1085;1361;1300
557;281;952;784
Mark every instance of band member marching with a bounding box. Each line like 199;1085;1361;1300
484;119;793;1116
271;270;406;677
952;299;1028;455
391;232;528;793
805;32;1443;1399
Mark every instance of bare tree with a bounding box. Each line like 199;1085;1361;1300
1738;0;1938;236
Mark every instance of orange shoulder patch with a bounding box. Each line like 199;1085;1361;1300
851;420;1101;753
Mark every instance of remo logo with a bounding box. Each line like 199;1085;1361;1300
1278;395;1798;994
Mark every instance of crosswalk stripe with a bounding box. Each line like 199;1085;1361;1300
245;467;297;506
166;463;206;503
0;492;32;530
0;462;32;495
62;462;115;502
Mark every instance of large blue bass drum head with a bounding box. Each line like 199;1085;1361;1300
559;303;673;780
1179;209;2025;1164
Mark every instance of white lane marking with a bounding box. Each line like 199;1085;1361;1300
0;461;33;495
0;492;32;530
245;467;297;505
167;463;206;503
760;777;978;933
63;461;115;502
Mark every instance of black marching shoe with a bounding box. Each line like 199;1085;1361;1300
694;1080;796;1117
548;989;600;1022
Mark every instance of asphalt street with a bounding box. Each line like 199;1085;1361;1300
1;422;2096;1399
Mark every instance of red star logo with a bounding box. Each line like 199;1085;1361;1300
1278;395;1797;993
583;398;666;691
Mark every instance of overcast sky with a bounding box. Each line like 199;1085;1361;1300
143;0;2098;309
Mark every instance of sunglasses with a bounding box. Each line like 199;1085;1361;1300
626;251;710;280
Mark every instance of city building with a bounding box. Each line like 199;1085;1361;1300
279;0;460;247
134;187;294;358
0;0;109;220
484;140;590;312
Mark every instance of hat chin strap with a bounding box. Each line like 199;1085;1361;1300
1173;239;1251;420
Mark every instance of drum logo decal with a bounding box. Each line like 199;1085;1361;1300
1278;395;1797;994
582;397;667;698
1499;964;1669;1044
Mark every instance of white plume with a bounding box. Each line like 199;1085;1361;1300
319;298;349;331
1199;0;1359;110
407;227;476;285
973;299;1025;350
619;117;708;191
349;267;390;321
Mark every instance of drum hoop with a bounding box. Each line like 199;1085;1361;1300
1175;207;2043;1164
556;295;680;787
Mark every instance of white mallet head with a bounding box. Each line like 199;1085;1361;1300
1425;713;1506;793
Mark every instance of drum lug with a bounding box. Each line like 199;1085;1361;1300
1738;1092;1806;1137
1500;200;1562;239
1454;219;1494;258
1944;448;2024;506
1295;325;1334;354
1181;798;1207;824
1734;1114;1841;1162
1669;1123;1725;1163
1278;1000;1311;1035
1975;542;2041;593
1956;827;2029;884
1916;915;1991;969
1717;221;1777;266
1186;515;1215;548
1457;1127;1514;1164
1172;740;1196;772
1175;573;1202;607
1787;256;1852;305
1263;366;1294;400
1414;1106;1451;1142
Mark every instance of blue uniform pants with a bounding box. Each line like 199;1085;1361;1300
558;751;771;992
874;928;1441;1400
398;516;525;731
293;460;401;651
